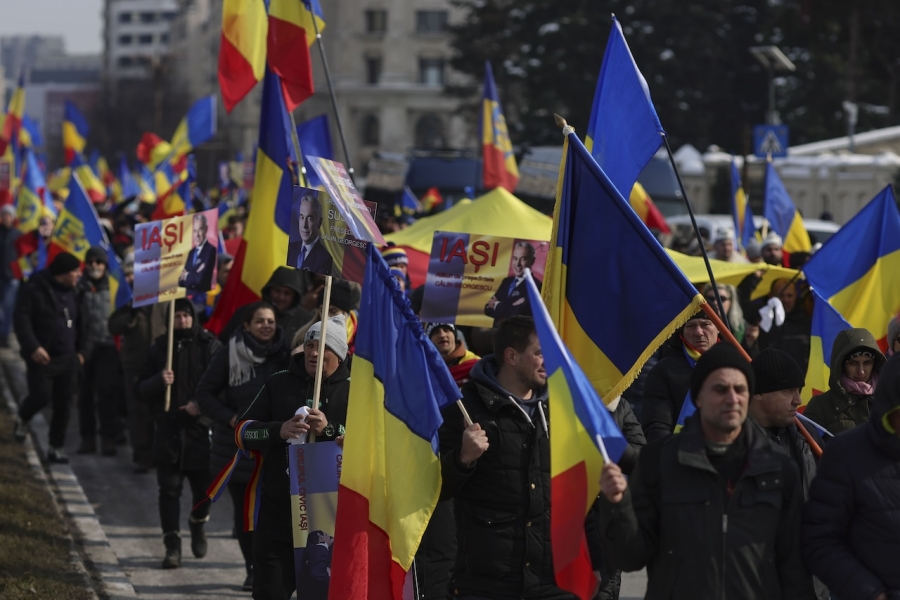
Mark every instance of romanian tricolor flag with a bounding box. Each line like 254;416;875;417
802;185;900;349
70;153;107;203
137;165;157;203
763;163;810;253
168;95;217;160
219;0;268;113
267;0;324;111
20;115;42;149
629;181;670;234
150;161;188;220
330;243;460;599
523;270;627;599
16;148;55;233
1;69;25;154
585;17;664;199
802;289;852;404
542;127;704;402
136;133;172;170
730;157;755;250
481;61;519;192
207;68;294;334
420;186;443;212
48;173;131;311
63;101;89;165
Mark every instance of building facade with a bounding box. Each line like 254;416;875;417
103;0;178;81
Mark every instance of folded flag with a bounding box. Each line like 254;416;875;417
801;290;853;404
219;0;268;113
629;182;670;234
764;163;810;254
267;0;324;110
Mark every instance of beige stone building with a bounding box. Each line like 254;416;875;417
166;0;472;184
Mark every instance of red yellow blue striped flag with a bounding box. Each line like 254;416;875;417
219;0;268;113
543;125;705;403
63;101;89;165
802;289;853;404
330;243;461;600
731;158;755;249
481;61;519;192
523;269;627;599
802;185;900;349
1;69;25;154
267;0;324;110
764;163;810;254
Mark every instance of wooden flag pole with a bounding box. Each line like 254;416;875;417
700;302;823;458
309;275;334;443
164;299;175;412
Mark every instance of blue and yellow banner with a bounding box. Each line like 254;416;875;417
133;208;218;307
289;441;341;599
420;232;549;328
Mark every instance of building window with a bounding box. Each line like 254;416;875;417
139;11;156;23
118;35;133;46
419;58;444;85
138;34;154;45
160;33;169;44
361;115;380;146
117;56;134;67
366;57;382;85
365;10;387;34
416;10;448;33
162;11;177;21
118;12;132;23
415;114;446;148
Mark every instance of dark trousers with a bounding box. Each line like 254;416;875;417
252;505;295;600
156;463;211;534
227;480;254;571
124;369;152;463
78;343;123;441
19;354;78;448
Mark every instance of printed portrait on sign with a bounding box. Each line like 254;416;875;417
288;191;334;275
178;212;217;293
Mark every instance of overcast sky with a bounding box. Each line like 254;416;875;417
0;0;103;54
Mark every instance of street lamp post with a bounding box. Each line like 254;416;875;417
750;46;796;125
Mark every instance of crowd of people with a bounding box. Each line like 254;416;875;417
1;199;899;600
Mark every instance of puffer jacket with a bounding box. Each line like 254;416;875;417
802;354;900;600
803;328;885;438
136;302;221;470
194;327;290;483
598;416;815;600
218;267;313;344
76;273;113;349
238;352;351;525
439;356;574;600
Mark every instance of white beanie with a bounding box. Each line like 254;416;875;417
761;232;783;250
304;314;349;361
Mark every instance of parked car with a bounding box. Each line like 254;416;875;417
665;214;840;251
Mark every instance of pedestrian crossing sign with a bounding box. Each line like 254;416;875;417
754;125;789;158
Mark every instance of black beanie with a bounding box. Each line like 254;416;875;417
318;280;355;313
690;343;755;403
48;252;81;276
752;348;805;394
84;246;108;265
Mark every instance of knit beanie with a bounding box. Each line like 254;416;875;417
425;322;457;341
48;252;81;275
305;314;349;361
173;298;194;316
382;245;408;267
752;348;805;394
85;246;108;265
317;280;355;314
690;343;755;402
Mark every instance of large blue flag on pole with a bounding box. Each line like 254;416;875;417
585;16;665;199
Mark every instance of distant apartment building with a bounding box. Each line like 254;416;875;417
103;0;178;80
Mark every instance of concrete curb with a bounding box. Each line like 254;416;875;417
1;351;137;599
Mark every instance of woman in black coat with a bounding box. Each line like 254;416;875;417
195;302;290;591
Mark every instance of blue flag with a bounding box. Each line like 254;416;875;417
296;114;334;188
585;16;665;199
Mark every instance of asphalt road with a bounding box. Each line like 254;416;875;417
2;339;647;599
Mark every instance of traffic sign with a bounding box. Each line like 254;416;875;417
754;125;789;158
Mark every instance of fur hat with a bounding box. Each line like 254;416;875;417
305;314;349;361
752;348;805;394
48;252;81;276
690;343;755;403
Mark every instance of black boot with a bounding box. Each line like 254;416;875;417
189;515;209;558
162;532;181;569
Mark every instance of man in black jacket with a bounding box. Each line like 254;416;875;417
439;315;577;600
239;315;350;600
802;354;900;600
76;246;124;456
13;252;86;463
137;298;221;569
599;343;815;600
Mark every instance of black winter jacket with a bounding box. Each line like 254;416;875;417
239;352;351;526
218;266;313;344
802;354;900;600
108;303;153;372
14;269;88;361
136;305;221;471
194;328;290;484
438;356;575;600
598;415;815;600
76;273;113;348
641;342;694;442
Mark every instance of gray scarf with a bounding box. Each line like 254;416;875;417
229;333;265;387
